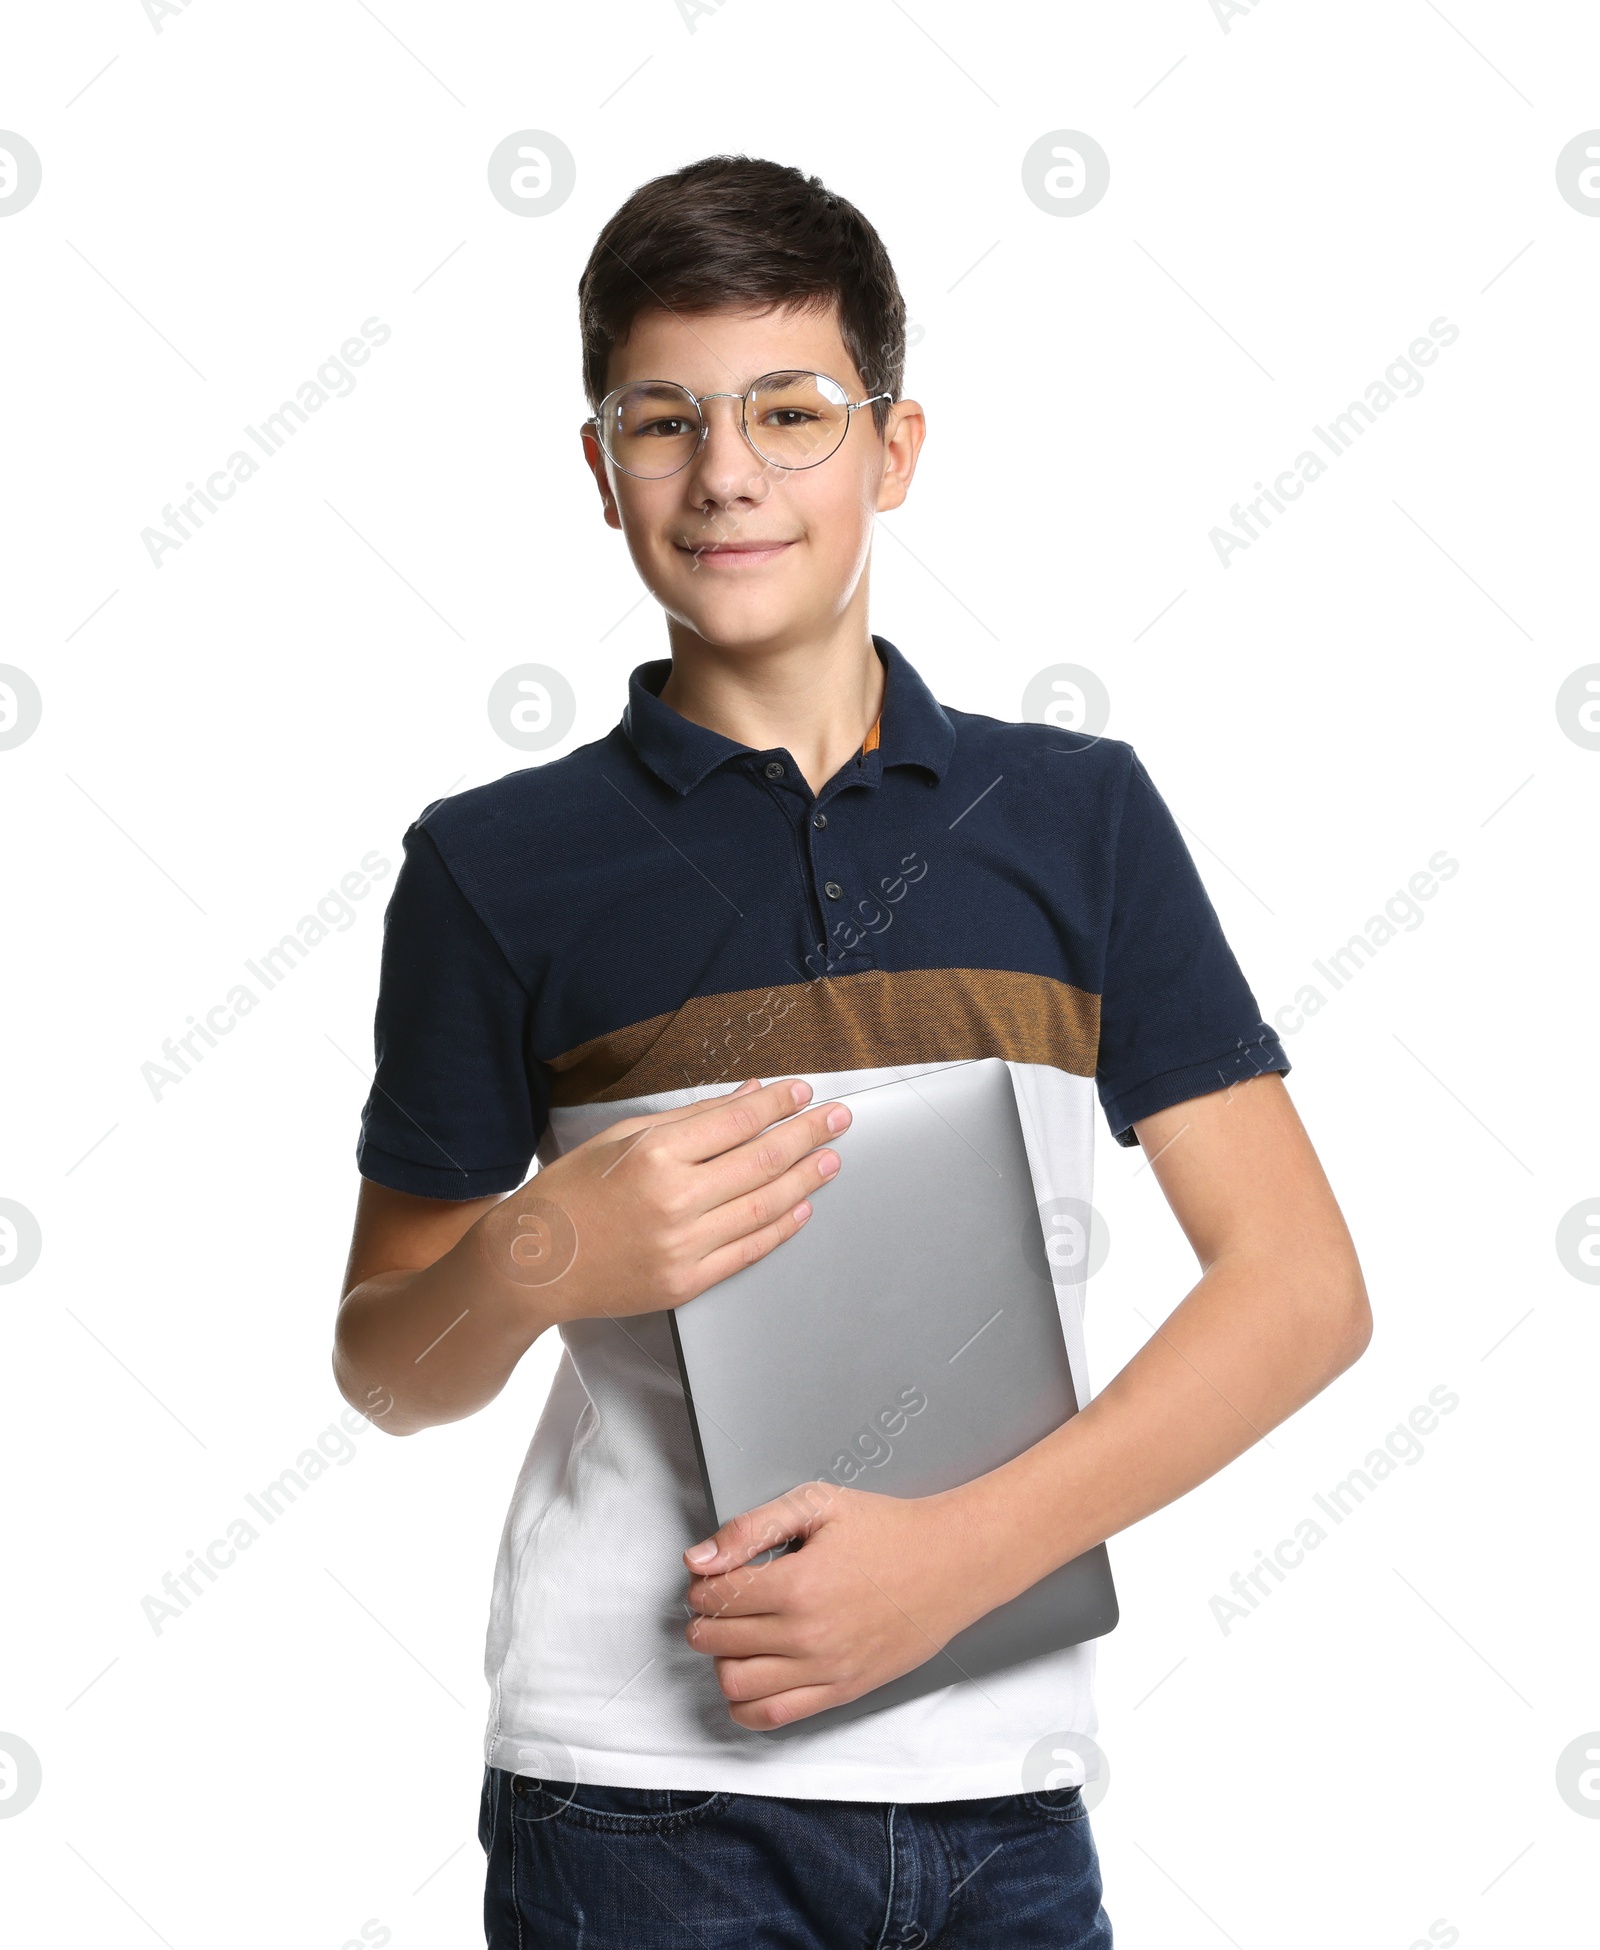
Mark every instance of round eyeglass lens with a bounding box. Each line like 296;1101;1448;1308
745;371;854;469
600;382;703;479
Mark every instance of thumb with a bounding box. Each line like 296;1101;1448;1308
683;1480;840;1573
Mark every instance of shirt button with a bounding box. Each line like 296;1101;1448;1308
823;880;843;900
764;760;785;780
812;812;828;829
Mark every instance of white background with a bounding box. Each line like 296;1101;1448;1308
3;1;1598;1945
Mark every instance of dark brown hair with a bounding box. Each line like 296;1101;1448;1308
578;155;906;436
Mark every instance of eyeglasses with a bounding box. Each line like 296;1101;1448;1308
586;369;892;480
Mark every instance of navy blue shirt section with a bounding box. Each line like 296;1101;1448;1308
356;639;1288;1198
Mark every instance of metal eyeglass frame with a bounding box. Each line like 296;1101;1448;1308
585;370;893;479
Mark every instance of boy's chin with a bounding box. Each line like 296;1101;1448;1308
663;592;827;650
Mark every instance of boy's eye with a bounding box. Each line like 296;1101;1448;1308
758;408;821;429
638;416;695;439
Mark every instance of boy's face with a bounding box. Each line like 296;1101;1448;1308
580;301;923;654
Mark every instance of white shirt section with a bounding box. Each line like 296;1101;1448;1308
483;1060;1107;1802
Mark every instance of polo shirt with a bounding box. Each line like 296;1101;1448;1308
355;634;1289;1801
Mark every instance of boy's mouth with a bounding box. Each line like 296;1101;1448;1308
676;540;796;567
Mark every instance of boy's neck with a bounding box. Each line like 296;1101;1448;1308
657;618;886;800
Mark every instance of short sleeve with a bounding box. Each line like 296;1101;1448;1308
1096;752;1289;1147
355;813;547;1198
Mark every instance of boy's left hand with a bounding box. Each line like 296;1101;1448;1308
681;1484;992;1729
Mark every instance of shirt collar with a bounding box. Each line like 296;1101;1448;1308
620;635;956;797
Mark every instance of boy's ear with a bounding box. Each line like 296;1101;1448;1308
580;424;624;531
874;399;926;516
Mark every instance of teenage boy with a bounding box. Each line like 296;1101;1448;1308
334;156;1370;1949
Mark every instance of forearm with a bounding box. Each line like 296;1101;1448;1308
946;1249;1371;1610
333;1217;558;1437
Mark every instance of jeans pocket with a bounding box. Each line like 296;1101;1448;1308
1021;1785;1088;1823
511;1777;730;1834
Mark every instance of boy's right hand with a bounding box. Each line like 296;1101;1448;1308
471;1077;850;1324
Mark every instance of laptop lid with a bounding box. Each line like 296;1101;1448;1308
668;1056;1117;1735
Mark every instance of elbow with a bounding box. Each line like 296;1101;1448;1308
1323;1263;1373;1380
1339;1299;1373;1374
330;1347;408;1438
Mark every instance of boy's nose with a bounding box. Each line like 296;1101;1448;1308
687;395;770;500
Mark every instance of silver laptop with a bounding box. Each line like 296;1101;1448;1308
668;1056;1118;1736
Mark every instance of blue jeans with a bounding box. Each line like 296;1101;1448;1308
479;1766;1113;1948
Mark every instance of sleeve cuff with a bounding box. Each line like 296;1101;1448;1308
1103;1036;1292;1148
355;1139;531;1201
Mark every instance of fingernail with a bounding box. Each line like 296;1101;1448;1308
826;1106;850;1132
793;1201;812;1223
791;1081;812;1106
816;1153;839;1179
686;1541;718;1565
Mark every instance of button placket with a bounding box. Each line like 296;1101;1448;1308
804;785;875;973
